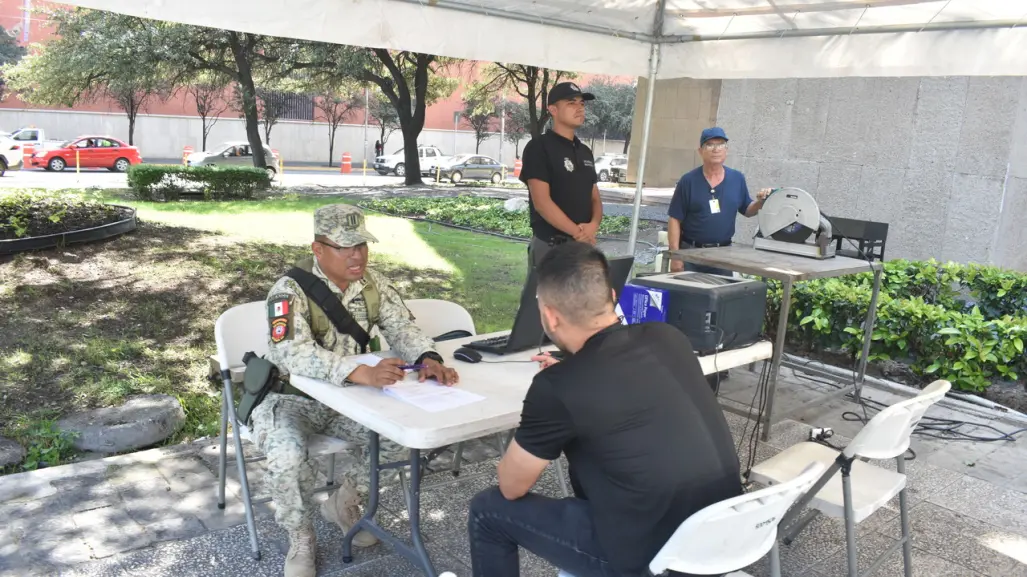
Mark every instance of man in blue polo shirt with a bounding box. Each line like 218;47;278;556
667;127;772;275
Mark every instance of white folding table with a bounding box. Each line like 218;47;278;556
289;332;772;576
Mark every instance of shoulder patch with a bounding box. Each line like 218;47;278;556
268;294;294;343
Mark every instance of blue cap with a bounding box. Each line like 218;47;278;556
700;127;729;146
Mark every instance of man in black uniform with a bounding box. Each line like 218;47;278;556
467;242;743;577
519;82;604;269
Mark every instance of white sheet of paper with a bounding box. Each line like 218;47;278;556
350;354;383;367
383;380;485;413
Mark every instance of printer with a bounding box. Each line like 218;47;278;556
622;272;767;355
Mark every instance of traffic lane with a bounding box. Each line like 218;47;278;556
0;168;410;190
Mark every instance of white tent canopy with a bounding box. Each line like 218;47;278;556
63;0;1027;250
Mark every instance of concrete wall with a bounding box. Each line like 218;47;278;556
628;76;1027;271
0;108;626;166
625;77;719;187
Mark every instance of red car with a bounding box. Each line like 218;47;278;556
30;136;143;172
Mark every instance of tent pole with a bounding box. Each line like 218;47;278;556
626;42;660;258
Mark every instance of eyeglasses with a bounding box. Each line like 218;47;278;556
317;240;367;254
703;142;728;151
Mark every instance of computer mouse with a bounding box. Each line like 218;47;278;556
453;347;483;364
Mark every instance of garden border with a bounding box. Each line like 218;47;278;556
0;204;137;255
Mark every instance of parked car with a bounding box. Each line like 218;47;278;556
594;154;627;182
9;127;64;150
186;141;279;179
437;154;504;184
374;144;446;177
0;136;23;176
29;136;142;172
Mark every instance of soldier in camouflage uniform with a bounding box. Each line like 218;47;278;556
251;204;459;577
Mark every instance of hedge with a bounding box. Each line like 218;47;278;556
361;196;633;239
126;165;271;201
766;259;1027;392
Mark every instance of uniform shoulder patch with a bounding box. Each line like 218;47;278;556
268;294;294;344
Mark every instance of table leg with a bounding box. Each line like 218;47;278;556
341;432;437;576
855;268;883;399
761;279;792;441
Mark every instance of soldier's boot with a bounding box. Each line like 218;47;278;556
320;479;379;548
284;524;317;577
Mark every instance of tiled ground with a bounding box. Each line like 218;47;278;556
3;369;1027;577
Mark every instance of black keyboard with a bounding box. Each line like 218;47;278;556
466;335;509;354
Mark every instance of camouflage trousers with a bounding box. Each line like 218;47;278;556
249;392;409;532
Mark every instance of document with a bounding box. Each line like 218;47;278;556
349;353;384;367
383;380;485;413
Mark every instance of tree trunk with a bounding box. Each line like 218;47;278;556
127;111;136;146
328;124;336;167
201;118;209;150
228;32;267;169
622;136;630;154
400;124;422;185
475;140;480;153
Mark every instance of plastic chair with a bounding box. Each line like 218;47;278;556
749;380;951;577
213;301;353;560
558;462;827;577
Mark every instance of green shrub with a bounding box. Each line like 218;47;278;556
765;270;1027;392
361;196;632;238
0;191;122;240
127;165;271;202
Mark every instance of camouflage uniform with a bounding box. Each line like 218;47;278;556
251;204;438;532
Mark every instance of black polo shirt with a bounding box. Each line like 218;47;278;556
519;131;597;242
514;322;742;574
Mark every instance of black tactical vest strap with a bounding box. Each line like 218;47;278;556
286;267;371;353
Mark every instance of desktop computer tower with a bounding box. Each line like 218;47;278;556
627;272;768;355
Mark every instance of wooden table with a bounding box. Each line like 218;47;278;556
665;245;884;441
290;332;773;576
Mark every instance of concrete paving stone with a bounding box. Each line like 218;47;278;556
878;501;1027;577
72;506;153;558
813;528;984;577
116;477;175;525
52;557;127;577
143;515;208;544
54;479;124;514
102;463;165;487
926;474;1027;536
153;454;219;492
115;518;287;577
870;456;962;512
0;475;58;502
380;470;497;537
915;426;1011;476
321;543;467;577
959;442;1027;490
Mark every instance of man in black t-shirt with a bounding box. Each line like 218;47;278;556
519;82;604;269
467;242;743;577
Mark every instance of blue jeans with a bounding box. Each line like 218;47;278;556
468;487;649;577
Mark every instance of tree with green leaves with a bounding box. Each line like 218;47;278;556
475;64;574;139
462;89;498;153
2;8;174;144
308;47;456;184
314;88;361;166
580;78;636;153
501;98;531;158
0;25;27;100
187;74;230;150
367;89;400;149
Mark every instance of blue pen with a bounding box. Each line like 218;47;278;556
398;364;426;371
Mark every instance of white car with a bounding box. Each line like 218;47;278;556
0;136;24;176
374;145;446;177
594;154;627;182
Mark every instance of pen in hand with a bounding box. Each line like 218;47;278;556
398;364;426;371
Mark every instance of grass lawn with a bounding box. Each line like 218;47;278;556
0;190;526;470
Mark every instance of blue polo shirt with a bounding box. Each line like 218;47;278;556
668;166;753;245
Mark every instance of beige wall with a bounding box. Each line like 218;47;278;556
626;77;721;188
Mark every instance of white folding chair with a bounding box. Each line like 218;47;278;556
749;380;951;577
213;301;353;560
558;462;827;577
405;299;572;498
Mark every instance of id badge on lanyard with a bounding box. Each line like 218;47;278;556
709;188;721;214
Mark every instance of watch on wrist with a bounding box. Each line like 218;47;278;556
417;351;444;365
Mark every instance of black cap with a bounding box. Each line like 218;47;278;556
547;82;595;105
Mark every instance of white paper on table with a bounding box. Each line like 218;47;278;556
350;354;383;367
383;381;485;413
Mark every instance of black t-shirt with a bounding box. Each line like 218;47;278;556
519;131;597;242
514;323;742;575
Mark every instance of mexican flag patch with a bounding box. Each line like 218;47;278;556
268;296;291;319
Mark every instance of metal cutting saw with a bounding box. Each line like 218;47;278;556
753;187;836;259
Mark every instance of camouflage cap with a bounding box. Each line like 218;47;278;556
314;204;379;247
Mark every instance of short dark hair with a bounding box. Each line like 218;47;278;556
536;242;614;325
